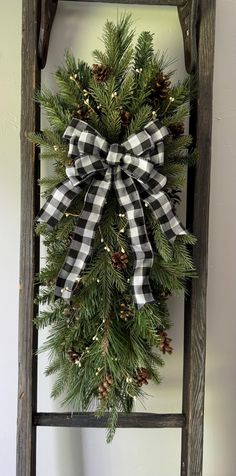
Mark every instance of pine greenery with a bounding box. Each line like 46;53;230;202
31;14;197;442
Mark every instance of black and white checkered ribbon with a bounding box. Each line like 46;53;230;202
37;118;186;308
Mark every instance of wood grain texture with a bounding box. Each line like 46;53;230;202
60;0;184;5
34;412;185;428
17;1;40;475
181;1;216;475
178;0;199;73
38;0;58;68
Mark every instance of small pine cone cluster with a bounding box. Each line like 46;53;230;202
159;331;173;355
169;122;185;137
67;347;81;364
151;72;171;100
92;63;109;82
134;367;151;387
120;110;132;127
98;374;113;399
111;251;128;270
119;302;133;321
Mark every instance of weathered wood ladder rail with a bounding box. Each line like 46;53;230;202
17;1;216;475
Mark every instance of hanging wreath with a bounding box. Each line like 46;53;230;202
31;14;197;442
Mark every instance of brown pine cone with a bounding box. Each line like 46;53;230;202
67;347;81;364
111;251;128;270
159;331;173;355
119;302;133;321
92;63;109;82
45;279;55;287
151;72;171;101
134;367;151;387
169;122;185;137
73;105;90;121
168;188;181;214
67;232;74;245
98;374;113;399
120;110;131;127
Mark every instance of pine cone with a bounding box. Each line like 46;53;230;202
169;122;185;137
119;302;133;321
151;72;171;101
111;251;128;270
73;105;90;121
45;279;54;287
67;347;81;364
92;63;109;82
167;188;181;214
120;110;131;127
67;232;74;245
98;374;113;399
134;367;151;387
159;331;173;355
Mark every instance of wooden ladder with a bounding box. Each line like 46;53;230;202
17;1;216;475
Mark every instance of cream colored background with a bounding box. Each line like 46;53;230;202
0;1;236;475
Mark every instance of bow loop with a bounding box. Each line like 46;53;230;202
63;118;97;159
144;120;169;165
78;131;109;159
122;130;154;156
37;117;186;309
106;143;123;166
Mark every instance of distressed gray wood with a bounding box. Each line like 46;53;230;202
38;0;58;68
34;412;185;428
61;0;185;4
181;1;216;475
178;0;199;73
17;1;40;476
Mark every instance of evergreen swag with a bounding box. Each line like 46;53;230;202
31;14;197;442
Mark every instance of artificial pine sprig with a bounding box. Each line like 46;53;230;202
31;14;197;442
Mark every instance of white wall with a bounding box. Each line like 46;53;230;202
203;1;236;474
0;1;236;475
0;2;21;476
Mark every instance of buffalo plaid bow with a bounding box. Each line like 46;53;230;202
37;118;186;308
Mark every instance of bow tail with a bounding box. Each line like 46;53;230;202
55;170;112;300
138;182;186;243
36;179;88;230
113;169;155;309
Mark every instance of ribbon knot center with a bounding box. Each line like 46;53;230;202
106;143;123;166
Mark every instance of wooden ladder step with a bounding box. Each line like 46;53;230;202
33;412;185;428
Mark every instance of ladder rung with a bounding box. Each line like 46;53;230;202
60;0;182;5
33;412;185;429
